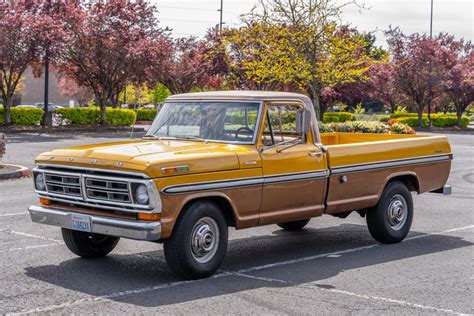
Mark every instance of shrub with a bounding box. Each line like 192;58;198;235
350;121;386;133
430;114;470;128
390;112;419;119
390;122;415;134
56;107;100;124
105;108;136;126
353;104;365;114
0;106;44;125
137;109;157;121
354;114;381;122
57;107;136;126
330;121;387;134
391;113;470;127
323;112;355;123
398;116;428;127
387;118;400;126
378;115;390;122
318;122;333;133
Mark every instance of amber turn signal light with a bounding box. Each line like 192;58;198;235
138;212;161;221
39;198;52;206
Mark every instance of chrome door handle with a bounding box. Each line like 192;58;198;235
309;151;322;157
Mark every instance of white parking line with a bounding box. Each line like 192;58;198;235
0;228;62;243
0;212;29;217
8;224;474;315
233;273;471;316
0;243;60;253
307;284;471;316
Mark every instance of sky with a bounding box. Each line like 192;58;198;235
151;0;473;46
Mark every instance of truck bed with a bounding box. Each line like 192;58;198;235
320;133;452;214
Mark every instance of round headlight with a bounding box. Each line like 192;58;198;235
135;184;149;205
35;173;46;191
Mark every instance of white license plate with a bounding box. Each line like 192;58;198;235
71;214;92;233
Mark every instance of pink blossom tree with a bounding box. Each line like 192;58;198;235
442;51;474;127
58;1;173;125
386;28;467;127
161;37;223;95
0;2;44;125
58;75;94;107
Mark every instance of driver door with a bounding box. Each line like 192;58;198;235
258;103;328;225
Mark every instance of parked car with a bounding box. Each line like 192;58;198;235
15;105;38;109
34;103;64;112
28;91;452;279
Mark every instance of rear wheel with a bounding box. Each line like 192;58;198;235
61;228;119;258
164;201;228;280
366;181;413;244
277;219;310;231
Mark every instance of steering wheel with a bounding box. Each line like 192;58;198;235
235;127;254;139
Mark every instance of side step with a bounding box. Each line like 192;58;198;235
430;185;452;195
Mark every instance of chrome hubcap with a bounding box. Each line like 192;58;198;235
190;217;219;263
387;194;408;230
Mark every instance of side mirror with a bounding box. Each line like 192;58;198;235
296;109;311;136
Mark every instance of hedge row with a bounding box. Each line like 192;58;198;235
0;106;44;125
137;109;157;121
56;107;136;126
323;112;355;123
319;121;415;134
388;113;470;127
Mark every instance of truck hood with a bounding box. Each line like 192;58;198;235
35;139;246;178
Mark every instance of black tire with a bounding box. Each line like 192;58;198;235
61;228;120;258
277;219;310;231
366;181;413;244
164;201;228;280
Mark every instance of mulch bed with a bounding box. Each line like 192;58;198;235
0;125;145;134
414;126;474;134
0;164;30;180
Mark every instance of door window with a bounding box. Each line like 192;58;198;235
262;105;300;146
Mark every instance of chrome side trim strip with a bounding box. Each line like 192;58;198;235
163;177;264;194
28;205;161;241
331;154;451;175
264;170;329;184
162;170;329;194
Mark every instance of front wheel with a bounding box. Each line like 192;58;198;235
164;201;228;280
61;228;119;258
366;181;413;244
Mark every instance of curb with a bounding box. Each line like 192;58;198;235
0;164;31;180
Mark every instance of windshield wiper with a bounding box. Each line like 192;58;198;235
143;135;205;142
142;135;160;139
172;135;205;141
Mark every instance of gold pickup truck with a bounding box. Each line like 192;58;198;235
29;91;452;279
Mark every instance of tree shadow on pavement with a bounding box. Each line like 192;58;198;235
24;223;472;308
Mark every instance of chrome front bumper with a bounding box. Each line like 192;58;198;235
28;205;161;241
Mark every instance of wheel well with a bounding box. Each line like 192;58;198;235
181;196;236;227
387;175;420;193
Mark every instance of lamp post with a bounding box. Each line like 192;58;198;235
42;0;52;127
218;0;223;34
427;0;433;127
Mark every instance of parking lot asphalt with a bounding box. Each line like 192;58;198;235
0;132;473;315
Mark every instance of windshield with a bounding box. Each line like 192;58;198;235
146;101;261;143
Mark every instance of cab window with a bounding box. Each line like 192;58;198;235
261;105;300;146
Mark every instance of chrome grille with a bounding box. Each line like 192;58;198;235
85;178;132;203
33;165;160;213
45;173;82;196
